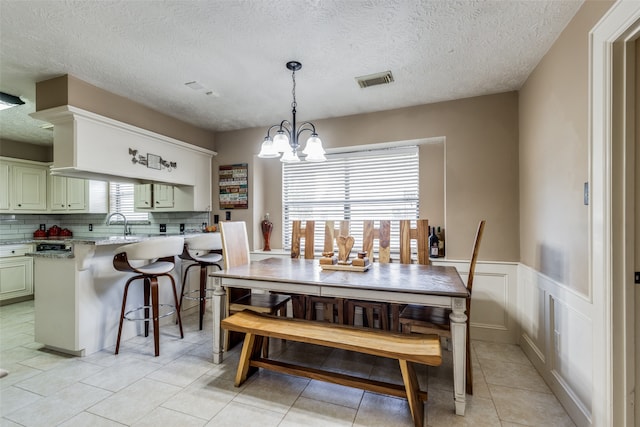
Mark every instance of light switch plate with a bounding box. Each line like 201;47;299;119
159;224;167;233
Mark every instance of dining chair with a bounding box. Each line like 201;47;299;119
178;233;223;330
304;220;350;324
347;219;430;331
399;219;485;395
220;221;290;355
112;236;185;356
287;220;316;318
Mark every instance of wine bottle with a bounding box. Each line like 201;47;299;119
429;226;439;258
437;226;445;257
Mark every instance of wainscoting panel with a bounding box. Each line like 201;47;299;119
518;264;593;427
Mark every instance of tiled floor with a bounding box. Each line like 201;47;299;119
0;300;575;427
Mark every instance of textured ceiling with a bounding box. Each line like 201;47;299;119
0;0;583;146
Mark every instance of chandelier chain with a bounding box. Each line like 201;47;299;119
291;68;297;110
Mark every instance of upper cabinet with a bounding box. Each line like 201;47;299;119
0;158;48;212
0;157;108;214
49;175;108;213
134;183;193;211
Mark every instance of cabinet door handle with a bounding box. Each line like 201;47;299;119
17;204;21;207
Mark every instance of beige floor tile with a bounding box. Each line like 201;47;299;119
0;417;24;427
232;370;308;413
353;392;415;427
4;383;111;427
0;363;42;389
300;379;364;409
57;411;126;427
14;359;104;396
88;377;181;425
16;348;74;371
204;401;284;427
489;384;575;427
80;357;162;392
426;387;501;427
131;406;206;427
480;358;551;394
279;395;356;426
474;341;532;365
0;385;42;416
161;374;241;420
146;354;213;387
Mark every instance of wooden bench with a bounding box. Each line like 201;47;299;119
221;310;442;427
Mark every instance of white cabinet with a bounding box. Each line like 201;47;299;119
134;183;177;210
153;184;174;208
0;244;34;302
49;174;108;213
50;175;87;211
0;162;9;211
12;163;48;211
0;157;48;212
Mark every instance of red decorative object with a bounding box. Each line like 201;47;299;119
261;213;273;251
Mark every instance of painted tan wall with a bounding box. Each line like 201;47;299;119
519;0;614;296
0;139;52;162
214;92;519;261
36;75;216;150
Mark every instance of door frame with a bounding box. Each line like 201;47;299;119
590;1;640;426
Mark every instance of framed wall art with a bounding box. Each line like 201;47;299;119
218;163;248;209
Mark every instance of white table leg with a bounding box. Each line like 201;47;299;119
212;277;226;364
449;296;467;415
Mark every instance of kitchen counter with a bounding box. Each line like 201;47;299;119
1;233;205;247
31;232;215;356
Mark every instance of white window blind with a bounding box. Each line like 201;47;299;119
282;146;419;253
109;183;149;222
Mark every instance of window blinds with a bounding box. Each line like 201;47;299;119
282;146;419;252
108;183;149;222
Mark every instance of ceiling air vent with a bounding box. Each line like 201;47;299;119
355;70;394;88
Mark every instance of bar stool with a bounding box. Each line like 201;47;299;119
113;236;185;357
178;234;223;330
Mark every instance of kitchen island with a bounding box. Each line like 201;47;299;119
29;234;204;356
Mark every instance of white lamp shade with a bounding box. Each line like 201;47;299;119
302;135;325;155
258;137;280;158
273;131;290;153
302;135;326;161
280;149;300;163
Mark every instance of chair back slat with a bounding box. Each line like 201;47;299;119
220;221;250;268
466;220;486;295
291;220;315;259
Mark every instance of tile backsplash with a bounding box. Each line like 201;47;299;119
0;212;211;240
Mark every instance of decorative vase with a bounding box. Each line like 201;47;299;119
261;213;273;251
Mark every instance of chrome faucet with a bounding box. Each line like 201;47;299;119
106;213;129;237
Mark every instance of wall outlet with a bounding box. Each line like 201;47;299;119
159;224;167;232
179;223;185;233
225;211;231;221
635;272;640;284
39;224;45;231
89;224;93;231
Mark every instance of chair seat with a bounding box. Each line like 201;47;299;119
133;260;176;275
230;293;290;313
399;305;452;335
191;252;223;264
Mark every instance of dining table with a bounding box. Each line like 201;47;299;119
209;256;470;415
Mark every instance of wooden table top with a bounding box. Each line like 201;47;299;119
211;257;468;298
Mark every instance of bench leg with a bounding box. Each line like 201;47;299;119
399;359;424;427
235;332;264;387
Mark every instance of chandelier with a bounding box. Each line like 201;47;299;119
257;61;326;162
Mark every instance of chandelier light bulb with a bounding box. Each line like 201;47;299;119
258;137;280;158
273;131;290;153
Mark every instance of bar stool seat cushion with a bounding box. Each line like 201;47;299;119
191;252;223;264
135;261;176;275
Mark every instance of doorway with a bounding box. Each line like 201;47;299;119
590;2;640;426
